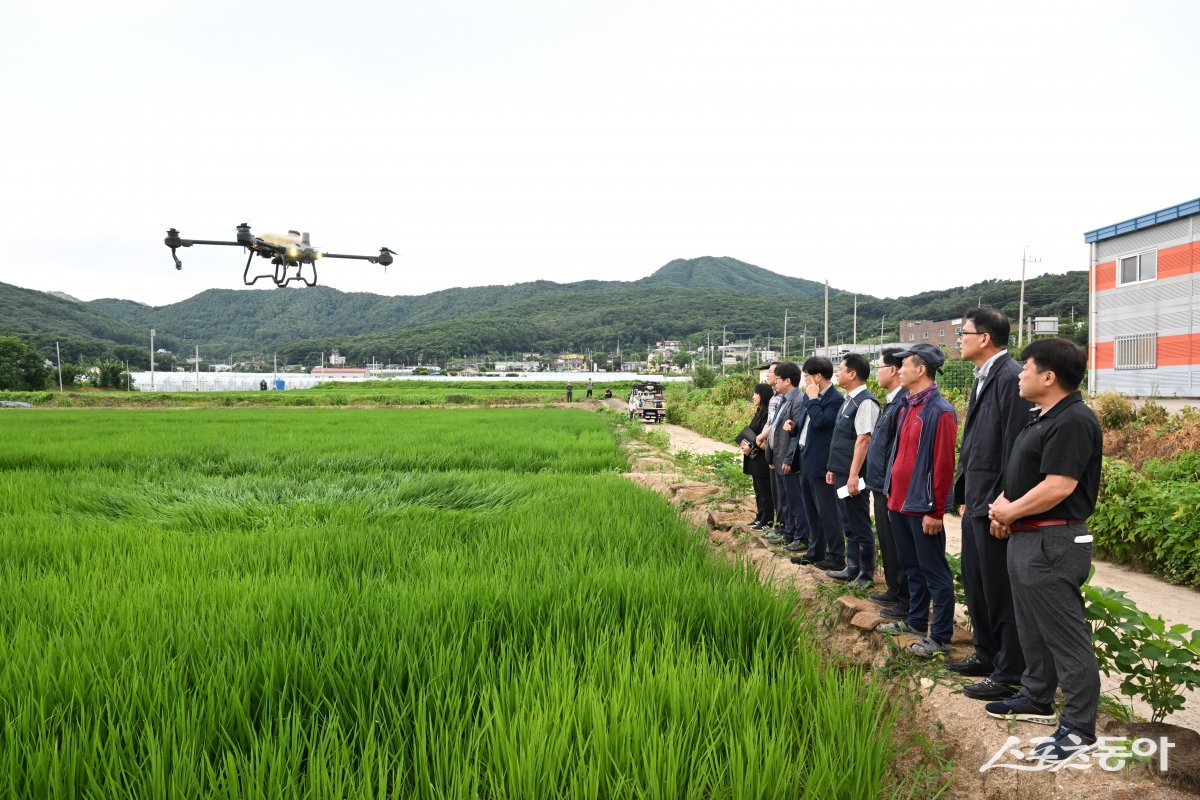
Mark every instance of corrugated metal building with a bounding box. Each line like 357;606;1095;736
1085;197;1200;397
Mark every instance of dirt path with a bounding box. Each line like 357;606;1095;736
653;417;1200;735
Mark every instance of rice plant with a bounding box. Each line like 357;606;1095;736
0;408;899;798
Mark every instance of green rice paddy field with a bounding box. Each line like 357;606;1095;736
0;407;900;799
6;381;630;409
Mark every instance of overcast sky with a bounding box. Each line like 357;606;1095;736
2;1;1199;307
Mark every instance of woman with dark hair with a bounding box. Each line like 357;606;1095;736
741;383;775;530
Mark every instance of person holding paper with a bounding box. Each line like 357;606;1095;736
823;354;881;588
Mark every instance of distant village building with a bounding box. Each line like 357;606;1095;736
1086;196;1200;397
896;318;963;358
494;361;540;372
554;354;587;370
328;349;347;366
310;367;368;381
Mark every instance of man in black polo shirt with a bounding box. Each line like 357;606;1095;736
983;338;1103;762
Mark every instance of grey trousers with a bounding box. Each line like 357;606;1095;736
1007;522;1100;736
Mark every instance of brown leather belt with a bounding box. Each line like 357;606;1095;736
1011;518;1085;533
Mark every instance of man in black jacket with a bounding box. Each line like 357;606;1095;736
768;362;809;549
948;307;1033;700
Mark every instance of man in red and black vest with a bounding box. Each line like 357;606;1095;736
877;343;958;660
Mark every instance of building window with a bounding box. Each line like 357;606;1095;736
1118;250;1158;285
938;329;945;337
907;322;915;328
1115;333;1157;370
922;331;930;340
909;334;915;342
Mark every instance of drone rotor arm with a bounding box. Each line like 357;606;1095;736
323;247;396;266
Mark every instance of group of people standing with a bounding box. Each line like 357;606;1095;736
737;308;1104;762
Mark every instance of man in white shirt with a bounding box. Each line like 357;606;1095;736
824;354;881;587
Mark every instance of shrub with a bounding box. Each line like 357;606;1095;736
1085;580;1200;723
1093;392;1135;430
692;365;717;389
1091;459;1200;586
1136;399;1170;426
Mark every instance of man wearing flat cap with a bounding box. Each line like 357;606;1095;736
877;343;959;660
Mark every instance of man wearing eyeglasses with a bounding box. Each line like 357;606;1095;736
947;307;1033;702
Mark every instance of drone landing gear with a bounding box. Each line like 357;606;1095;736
276;261;318;288
242;250;280;286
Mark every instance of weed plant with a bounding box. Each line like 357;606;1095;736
0;408;900;798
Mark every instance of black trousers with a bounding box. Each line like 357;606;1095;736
832;471;873;554
750;472;774;524
873;491;908;602
962;514;1026;684
775;470;808;543
800;473;845;564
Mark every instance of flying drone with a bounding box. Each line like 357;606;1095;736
164;223;395;288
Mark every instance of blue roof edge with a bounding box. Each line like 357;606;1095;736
1084;197;1200;243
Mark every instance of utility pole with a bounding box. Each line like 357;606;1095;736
721;325;727;376
55;342;63;392
852;294;858;348
823;281;830;352
1018;246;1041;349
195;345;200;391
783;309;789;360
880;315;886;347
273;353;277;388
801;323;808;359
150;329;155;391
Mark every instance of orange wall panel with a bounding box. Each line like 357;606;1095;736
1093;341;1113;369
1158;242;1193;279
1158;333;1200;367
1094;261;1116;292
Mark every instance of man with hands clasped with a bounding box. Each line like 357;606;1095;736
983;338;1103;763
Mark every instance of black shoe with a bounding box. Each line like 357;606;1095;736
879;605;907;621
867;591;899;606
790;555;819;566
825;567;855;581
945;654;992;677
814;559;844;571
748;520;764;531
985;695;1057;726
963;678;1020;702
1031;722;1098;760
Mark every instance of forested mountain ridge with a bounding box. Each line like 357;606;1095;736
4;257;1088;366
0;281;182;362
